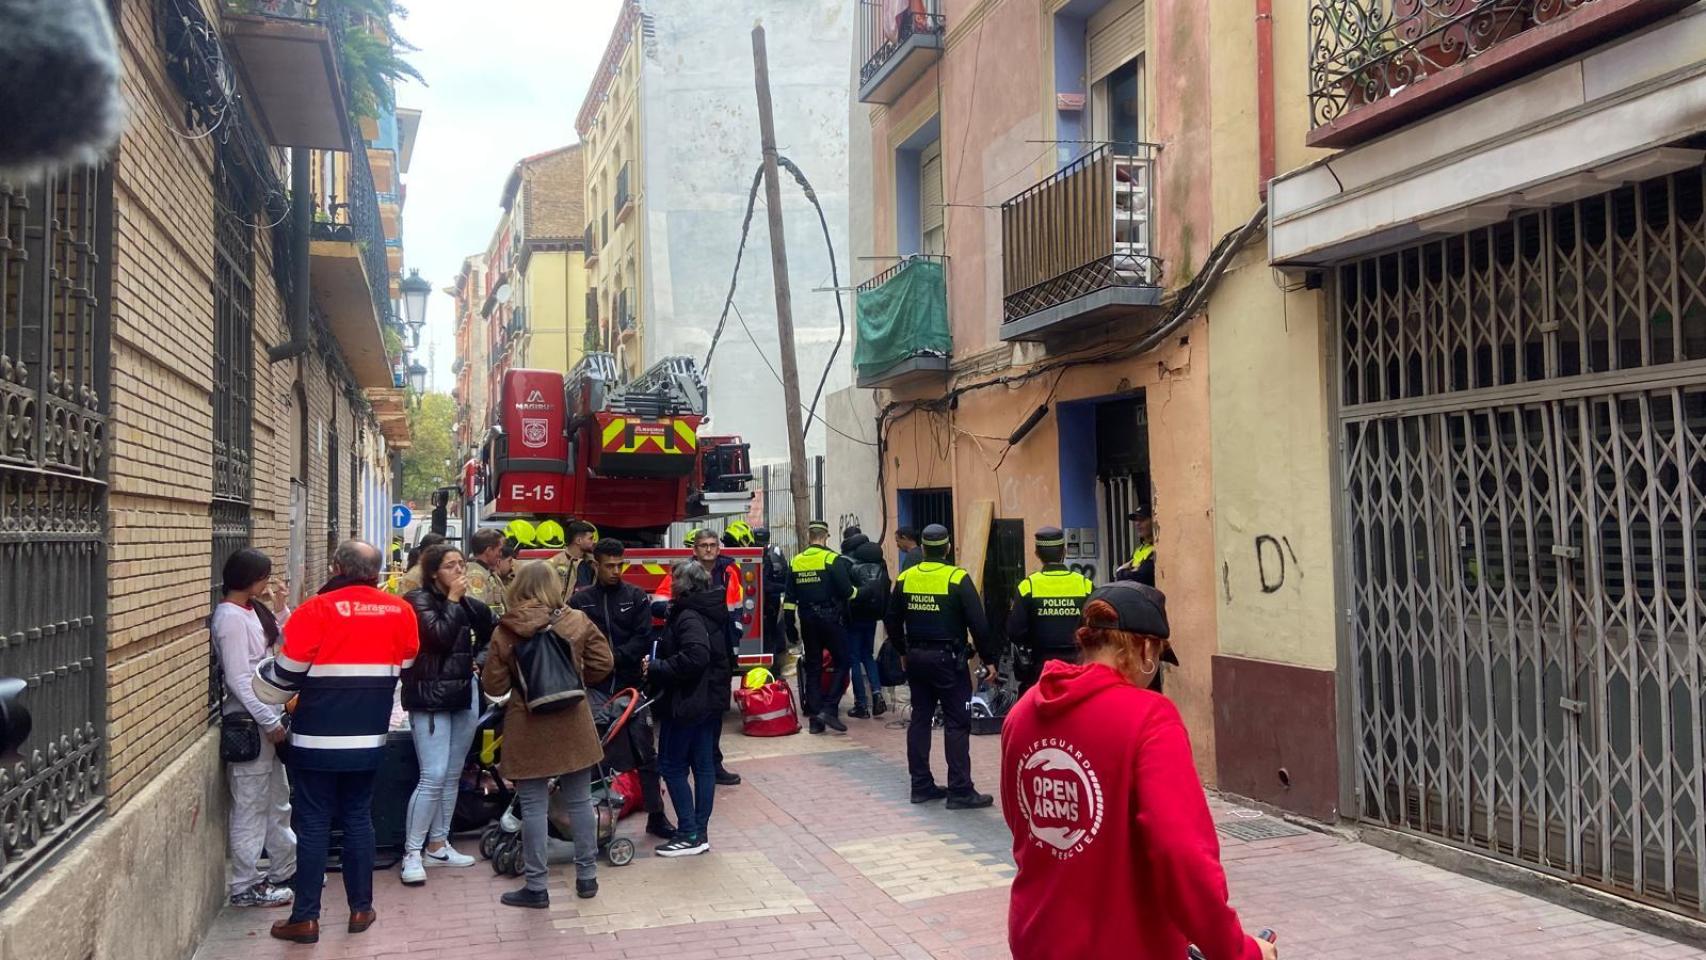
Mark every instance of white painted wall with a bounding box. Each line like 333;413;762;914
637;0;853;463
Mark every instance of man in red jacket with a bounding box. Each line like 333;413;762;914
1000;582;1275;960
258;540;420;945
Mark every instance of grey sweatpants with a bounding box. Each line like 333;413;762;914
516;768;596;891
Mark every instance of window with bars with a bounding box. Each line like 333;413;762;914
328;421;341;544
0;165;110;899
210;155;257;715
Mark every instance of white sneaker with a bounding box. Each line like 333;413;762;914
399;851;426;886
423;844;475;868
229;881;293;908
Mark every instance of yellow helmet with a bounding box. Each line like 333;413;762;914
744;666;773;690
726;520;755;546
683;528;702;548
536;519;567;549
504;519;538;548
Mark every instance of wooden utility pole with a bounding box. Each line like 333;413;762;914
752;24;812;549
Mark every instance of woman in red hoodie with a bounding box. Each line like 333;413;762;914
1000;581;1276;960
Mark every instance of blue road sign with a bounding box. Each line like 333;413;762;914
391;504;412;529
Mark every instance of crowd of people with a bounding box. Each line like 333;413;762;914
210;505;1275;958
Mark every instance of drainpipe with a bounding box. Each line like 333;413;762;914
1255;0;1276;199
269;145;313;362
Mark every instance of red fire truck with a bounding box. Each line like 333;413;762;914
461;354;772;669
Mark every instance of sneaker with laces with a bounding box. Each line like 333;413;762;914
423;844;475;868
399;851;426;886
230;881;293;908
655;835;710;858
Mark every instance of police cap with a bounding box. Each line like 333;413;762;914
920;524;951;547
1034;526;1066;547
1127;504;1152;522
1085;581;1179;663
807;519;831;534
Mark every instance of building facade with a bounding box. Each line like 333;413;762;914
1265;0;1706;922
578;0;854;462
498;146;590;378
0;1;413;955
452;254;490;456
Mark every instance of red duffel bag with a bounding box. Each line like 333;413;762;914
736;670;801;737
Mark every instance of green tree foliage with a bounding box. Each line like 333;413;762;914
400;391;455;504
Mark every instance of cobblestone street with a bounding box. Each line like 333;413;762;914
193;713;1705;960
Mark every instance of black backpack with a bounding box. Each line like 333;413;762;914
848;560;888;621
512;626;586;714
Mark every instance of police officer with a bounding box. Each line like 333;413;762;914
1007;526;1094;692
1116;504;1156;585
785;519;856;734
885;524;998;809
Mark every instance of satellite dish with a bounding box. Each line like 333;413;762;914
494;283;513;304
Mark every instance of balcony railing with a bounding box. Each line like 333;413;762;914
1306;0;1686;147
584;222;599;264
855;255;950;388
858;0;946;105
614;164;633;221
1000;143;1162;340
309;145;392;324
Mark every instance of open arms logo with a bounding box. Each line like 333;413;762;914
1014;739;1104;860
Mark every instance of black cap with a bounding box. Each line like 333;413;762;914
1035;526;1065;547
753;527;771;544
920;523;951;547
1127;505;1151;522
1085;581;1178;663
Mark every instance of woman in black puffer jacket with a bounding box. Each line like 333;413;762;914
400;543;494;885
645;560;731;858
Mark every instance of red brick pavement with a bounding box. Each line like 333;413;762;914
194;713;1704;960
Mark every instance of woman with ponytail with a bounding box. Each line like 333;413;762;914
1000;582;1275;960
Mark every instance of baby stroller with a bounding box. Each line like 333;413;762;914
451;697;512;833
479;687;650;872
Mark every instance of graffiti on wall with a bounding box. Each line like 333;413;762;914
1254;534;1299;594
838;512;863;536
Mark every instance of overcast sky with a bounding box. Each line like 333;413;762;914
395;0;623;392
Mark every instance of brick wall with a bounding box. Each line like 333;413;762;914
523;146;585;241
105;0;383;808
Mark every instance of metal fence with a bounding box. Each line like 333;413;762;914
1336;161;1706;917
0;166;111;898
670;458;825;556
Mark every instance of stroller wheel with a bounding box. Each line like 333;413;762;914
495;838;521;877
480;825;501;860
606;837;635;867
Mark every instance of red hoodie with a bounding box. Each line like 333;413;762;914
1001;660;1260;960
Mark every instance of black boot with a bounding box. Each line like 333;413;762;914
872;693;888;717
715;767;742;786
501;887;550;909
646;813;677;840
576;878;598;899
817;711;848;733
848;705;871;719
946;791;995;810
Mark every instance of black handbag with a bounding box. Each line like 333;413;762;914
220;712;262;763
513;625;586;714
877;639;907;688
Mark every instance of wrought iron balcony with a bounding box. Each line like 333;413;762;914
855;256;950;388
858;0;945;105
584;222;599;265
614;164;633;223
1307;0;1691;148
1000;143;1162;342
306;144;396;388
221;0;353;148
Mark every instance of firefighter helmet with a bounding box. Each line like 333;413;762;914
536;520;567;549
683;528;702;548
725;520;755;546
504;519;538;548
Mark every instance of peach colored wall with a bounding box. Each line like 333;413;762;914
881;333;1220;780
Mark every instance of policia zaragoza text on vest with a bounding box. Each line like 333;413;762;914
784;519;857;734
884;524;999;809
1007;525;1093;692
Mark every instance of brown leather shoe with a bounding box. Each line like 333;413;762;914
348;909;377;934
269;918;319;944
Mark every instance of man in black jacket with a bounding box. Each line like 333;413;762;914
569;538;676;839
844;534;890;719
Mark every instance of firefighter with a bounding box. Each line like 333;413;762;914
1115;505;1156;585
885;524;998;809
1007;526;1094;693
785;519;856;734
542;519;597;594
754;527;794;681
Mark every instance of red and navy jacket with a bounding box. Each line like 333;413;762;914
275;585;419;771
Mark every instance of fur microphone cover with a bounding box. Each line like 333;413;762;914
0;0;123;181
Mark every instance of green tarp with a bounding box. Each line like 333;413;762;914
854;258;950;378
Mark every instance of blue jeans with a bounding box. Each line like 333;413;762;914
846;620;880;708
287;767;376;923
657;715;719;841
405;692;479;853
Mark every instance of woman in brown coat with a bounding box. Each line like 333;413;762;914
482;562;613;908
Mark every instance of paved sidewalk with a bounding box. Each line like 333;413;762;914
194;708;1704;960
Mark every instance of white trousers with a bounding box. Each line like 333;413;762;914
226;735;298;895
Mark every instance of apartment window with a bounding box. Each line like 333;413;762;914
1092;57;1144;147
894;115;942;256
1052;0;1146;162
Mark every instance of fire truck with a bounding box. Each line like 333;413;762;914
461;353;772;669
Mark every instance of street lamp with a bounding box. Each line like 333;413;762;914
406;360;428;394
400;268;432;348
